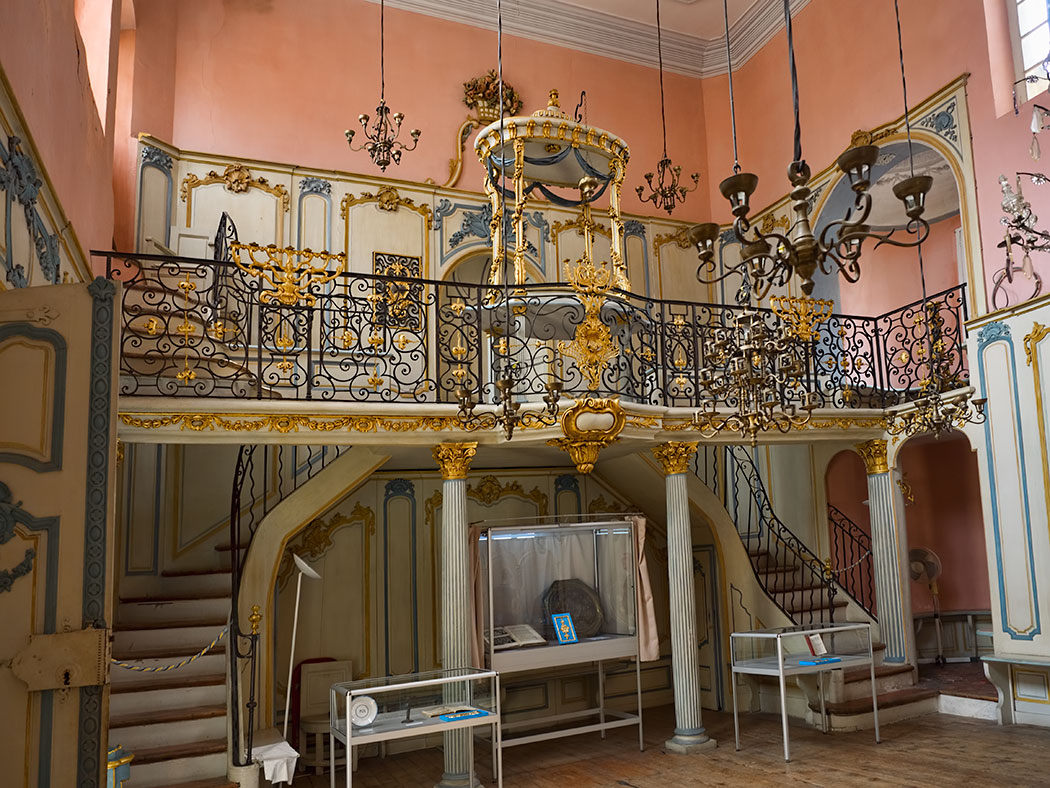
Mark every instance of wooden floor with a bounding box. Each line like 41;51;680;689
291;704;1050;787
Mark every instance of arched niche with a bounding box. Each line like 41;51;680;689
811;137;966;318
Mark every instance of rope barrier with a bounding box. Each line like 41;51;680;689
829;550;873;575
111;626;227;672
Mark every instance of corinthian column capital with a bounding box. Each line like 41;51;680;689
432;442;478;480
652;441;699;476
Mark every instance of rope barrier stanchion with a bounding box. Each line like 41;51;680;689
111;626;228;673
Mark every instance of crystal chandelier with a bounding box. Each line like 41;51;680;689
693;0;932;299
691;305;817;446
884;0;985;440
453;0;560;440
636;0;698;215
345;0;420;171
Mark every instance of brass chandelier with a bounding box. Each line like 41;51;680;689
692;0;933;299
884;0;985;440
345;0;420;171
636;0;698;215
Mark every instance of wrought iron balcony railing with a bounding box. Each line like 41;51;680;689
100;248;968;411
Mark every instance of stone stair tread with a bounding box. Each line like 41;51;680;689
120;591;231;604
129;737;226;765
755;565;801;575
161;568;231;578
810;687;939;715
111;673;226;694
114;616;228;632
783;598;849;615
141;779;237;788
111;703;226;729
843;663;914;684
112;643;225;661
213;543;250;553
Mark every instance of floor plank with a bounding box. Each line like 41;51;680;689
288;704;1050;787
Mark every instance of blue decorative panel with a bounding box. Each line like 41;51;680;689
136;145;174;251
436;199;547;275
297;177;333;251
0;135;60;286
383;479;418;674
976;321;1041;640
0;323;66;472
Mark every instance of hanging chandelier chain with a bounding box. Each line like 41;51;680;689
656;0;668;158
724;0;740;174
894;0;915;180
380;0;386;101
782;0;803;165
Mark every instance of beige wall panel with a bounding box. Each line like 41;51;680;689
172;444;238;555
347;209;425;277
138;166;171;251
657;242;707;303
124;444;160;575
182;183;283;250
384;495;416;675
625;234;648;297
0;338;53;461
298;193;330;252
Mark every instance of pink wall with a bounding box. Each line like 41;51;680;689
836;215;962;317
900;434;990;614
161;0;710;222
706;0;1050;314
0;0;118;256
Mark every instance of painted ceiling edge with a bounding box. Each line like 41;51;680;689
361;0;812;79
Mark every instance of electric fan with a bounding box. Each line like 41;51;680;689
909;547;944;666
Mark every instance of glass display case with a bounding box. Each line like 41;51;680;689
478;517;643;751
730;622;880;761
329;667;501;788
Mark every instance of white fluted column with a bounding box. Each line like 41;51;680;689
433;442;479;788
652;443;717;754
855;440;913;664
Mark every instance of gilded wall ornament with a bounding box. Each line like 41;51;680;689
651;441;699;476
547;398;626;474
277;503;375;588
432;442;478;480
180;164;290;225
467;475;549;514
340;185;433;229
854;439;889;475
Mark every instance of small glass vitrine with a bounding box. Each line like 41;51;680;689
730;622;880;762
477;517;643;752
329;667;501;788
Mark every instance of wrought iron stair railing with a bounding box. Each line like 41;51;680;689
227;442;347;766
827;503;876;619
694;445;838;626
100;245;969;412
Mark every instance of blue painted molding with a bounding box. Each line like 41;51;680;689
0;480;61;788
0;323;66;472
137;146;174;250
0;135;60;286
917;96;960;152
554;474;581;514
383;479;418;674
78;277;115;788
297;178;333;252
976;320;1041;640
436;199;546;274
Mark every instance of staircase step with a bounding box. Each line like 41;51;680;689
161;568;231;578
115;617;227;632
130;738;226;766
146;779;237;788
111;704;226;729
843;663;914;684
116;597;231;628
111;673;226;695
783;598;849;616
810;687;939;716
121;591;231;604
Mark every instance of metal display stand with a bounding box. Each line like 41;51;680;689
730;622;880;761
329;667;501;788
480;518;644;754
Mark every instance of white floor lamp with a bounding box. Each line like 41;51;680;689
283;553;322;740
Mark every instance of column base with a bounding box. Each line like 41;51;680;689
434;773;483;788
665;732;718;754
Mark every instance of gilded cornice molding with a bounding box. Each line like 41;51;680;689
854;439;889;475
651;441;699;476
432;442;478;480
362;0;811;79
119;412;465;434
